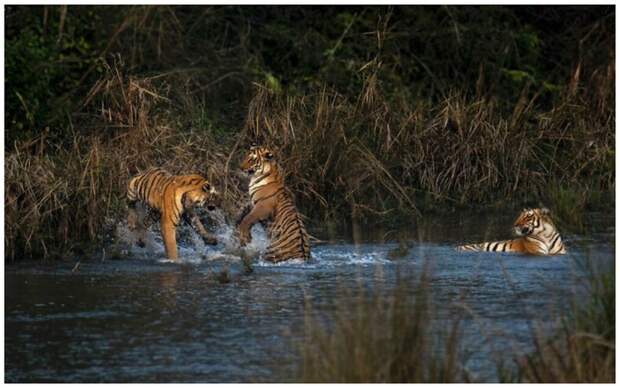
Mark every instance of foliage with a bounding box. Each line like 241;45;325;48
5;6;108;145
6;6;614;136
3;5;615;260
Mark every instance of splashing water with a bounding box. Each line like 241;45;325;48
202;209;270;262
113;208;397;266
114;208;270;264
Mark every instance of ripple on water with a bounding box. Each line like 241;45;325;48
5;213;614;383
7;310;123;323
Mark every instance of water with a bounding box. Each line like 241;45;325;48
5;211;614;382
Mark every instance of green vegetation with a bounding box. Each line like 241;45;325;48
5;5;615;260
297;258;615;382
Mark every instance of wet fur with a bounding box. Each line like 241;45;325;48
127;168;220;260
237;146;310;262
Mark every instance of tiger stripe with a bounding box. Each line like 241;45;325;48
237;146;310;262
456;208;566;256
127;168;220;260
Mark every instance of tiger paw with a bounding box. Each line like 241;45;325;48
238;232;251;247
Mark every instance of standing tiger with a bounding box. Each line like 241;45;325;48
127;168;220;261
456;207;566;255
236;146;310;263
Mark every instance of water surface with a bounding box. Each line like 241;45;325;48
5;211;614;382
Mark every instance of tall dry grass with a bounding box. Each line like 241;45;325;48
511;258;615;383
298;266;468;382
4;51;614;260
296;257;614;383
5;59;247;260
240;59;613;220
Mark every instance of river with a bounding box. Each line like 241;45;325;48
5;210;614;382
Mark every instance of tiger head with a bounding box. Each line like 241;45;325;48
184;180;220;211
240;145;275;176
513;207;553;236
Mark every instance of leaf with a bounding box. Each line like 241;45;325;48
265;72;282;93
501;68;534;83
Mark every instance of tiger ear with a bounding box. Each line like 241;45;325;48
265;151;274;160
540;207;550;215
202;183;211;191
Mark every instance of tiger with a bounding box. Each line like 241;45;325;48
236;145;310;263
127;168;221;261
456;207;567;255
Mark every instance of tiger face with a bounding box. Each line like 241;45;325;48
513;207;550;236
184;181;220;210
240;146;275;176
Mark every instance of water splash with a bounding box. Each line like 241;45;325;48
113;209;269;264
201;209;269;262
113;208;394;267
114;221;166;260
251;244;394;268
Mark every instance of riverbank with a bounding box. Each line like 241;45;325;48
5;70;614;261
5;6;614;262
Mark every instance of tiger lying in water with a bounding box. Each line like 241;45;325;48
127;168;220;261
236;145;310;263
456;207;566;255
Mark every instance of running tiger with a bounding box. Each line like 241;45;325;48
236;145;310;263
456;207;566;255
127;168;220;260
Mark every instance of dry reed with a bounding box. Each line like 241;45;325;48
4;51;614;260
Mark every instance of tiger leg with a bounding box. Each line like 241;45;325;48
127;200;147;248
264;250;292;263
185;207;217;246
160;218;178;261
237;204;272;246
235;203;253;227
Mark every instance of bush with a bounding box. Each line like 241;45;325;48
4;6;615;260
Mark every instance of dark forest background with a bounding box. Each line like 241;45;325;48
5;5;615;260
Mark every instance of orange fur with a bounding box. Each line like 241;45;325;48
457;208;566;255
237;146;310;262
127;168;220;260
